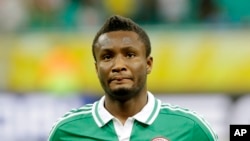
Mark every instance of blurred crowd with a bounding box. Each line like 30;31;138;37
1;0;250;32
1;0;250;94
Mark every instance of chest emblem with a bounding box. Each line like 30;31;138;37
151;137;169;141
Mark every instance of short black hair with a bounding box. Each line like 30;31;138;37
92;15;151;61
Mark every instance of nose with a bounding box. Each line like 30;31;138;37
112;55;127;73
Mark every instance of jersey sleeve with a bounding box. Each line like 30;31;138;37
192;121;218;141
47;126;61;141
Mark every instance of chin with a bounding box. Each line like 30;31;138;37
110;87;135;101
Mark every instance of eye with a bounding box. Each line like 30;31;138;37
126;52;135;58
102;54;112;60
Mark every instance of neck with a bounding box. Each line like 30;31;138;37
104;90;148;124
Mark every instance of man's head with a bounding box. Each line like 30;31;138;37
92;15;153;101
92;15;151;61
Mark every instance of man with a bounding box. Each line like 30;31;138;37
48;15;218;141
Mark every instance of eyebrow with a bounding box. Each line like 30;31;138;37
98;48;114;56
100;45;137;50
120;46;139;52
99;46;139;55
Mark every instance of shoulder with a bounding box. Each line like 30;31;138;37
159;102;211;127
48;104;94;138
57;103;93;125
159;102;203;121
159;102;218;140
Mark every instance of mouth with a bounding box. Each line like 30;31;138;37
108;76;132;83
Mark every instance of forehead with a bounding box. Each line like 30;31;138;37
97;31;143;48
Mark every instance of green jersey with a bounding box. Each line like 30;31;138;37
48;92;218;141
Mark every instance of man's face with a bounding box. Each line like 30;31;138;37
94;31;153;101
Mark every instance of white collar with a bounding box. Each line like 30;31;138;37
92;91;161;127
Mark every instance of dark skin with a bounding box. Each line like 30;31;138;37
94;31;153;124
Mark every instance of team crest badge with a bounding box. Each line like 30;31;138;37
151;137;169;141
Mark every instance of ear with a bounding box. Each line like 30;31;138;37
95;62;98;74
146;56;153;74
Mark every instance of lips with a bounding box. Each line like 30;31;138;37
108;76;132;83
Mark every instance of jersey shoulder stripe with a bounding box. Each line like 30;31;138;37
160;103;218;141
48;104;93;139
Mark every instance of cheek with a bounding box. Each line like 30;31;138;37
132;62;148;77
97;63;111;77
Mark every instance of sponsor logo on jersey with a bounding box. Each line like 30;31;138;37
152;137;169;141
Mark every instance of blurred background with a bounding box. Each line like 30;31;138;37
1;0;250;141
